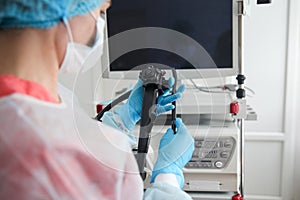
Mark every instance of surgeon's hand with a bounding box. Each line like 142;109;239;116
114;78;185;131
150;118;194;188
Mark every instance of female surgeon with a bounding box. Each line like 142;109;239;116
0;0;194;199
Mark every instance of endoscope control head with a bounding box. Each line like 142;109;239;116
139;65;170;94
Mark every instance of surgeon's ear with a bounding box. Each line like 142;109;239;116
100;0;111;13
54;22;70;66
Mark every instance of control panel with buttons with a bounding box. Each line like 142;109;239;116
185;137;236;169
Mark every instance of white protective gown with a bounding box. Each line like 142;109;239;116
0;83;191;200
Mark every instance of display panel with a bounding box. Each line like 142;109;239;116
107;0;232;71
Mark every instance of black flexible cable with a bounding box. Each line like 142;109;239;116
95;90;132;121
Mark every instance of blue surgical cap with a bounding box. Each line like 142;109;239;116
0;0;105;29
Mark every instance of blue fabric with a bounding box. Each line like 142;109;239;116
150;118;194;188
114;78;185;131
144;182;192;200
0;0;104;29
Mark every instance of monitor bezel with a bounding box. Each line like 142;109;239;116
101;0;239;80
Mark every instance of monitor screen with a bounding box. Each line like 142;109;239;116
107;0;233;72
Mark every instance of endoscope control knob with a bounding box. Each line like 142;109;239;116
139;65;166;87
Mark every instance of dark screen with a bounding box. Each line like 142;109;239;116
107;0;232;71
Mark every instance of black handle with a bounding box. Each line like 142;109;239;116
136;85;158;178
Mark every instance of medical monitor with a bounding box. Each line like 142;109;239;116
102;0;239;79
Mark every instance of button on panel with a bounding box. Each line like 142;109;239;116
195;140;203;148
192;149;200;158
220;151;230;158
224;140;233;148
215;161;224;168
215;141;223;148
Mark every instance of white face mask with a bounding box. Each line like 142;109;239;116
59;15;105;74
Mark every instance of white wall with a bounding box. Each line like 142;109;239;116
293;56;300;200
291;1;300;198
244;0;288;133
243;0;300;199
243;0;289;198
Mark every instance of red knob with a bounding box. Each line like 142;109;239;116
232;194;243;200
230;102;239;114
96;104;103;113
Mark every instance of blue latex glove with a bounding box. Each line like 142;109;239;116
150;118;194;188
114;78;185;131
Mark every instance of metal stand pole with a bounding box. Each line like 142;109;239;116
237;0;246;199
238;118;245;198
232;1;246;200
